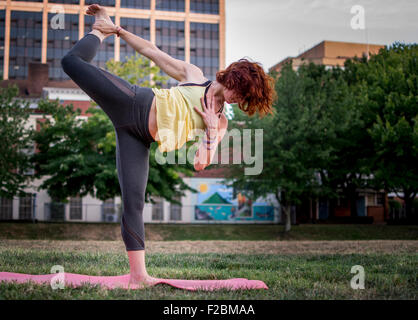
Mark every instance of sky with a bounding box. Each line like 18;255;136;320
225;0;418;70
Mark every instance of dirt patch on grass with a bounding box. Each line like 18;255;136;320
0;240;417;255
0;223;164;241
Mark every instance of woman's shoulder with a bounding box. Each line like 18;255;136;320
177;78;211;87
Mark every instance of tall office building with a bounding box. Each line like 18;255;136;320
0;0;225;87
0;1;237;224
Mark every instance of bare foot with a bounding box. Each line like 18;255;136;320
86;4;112;23
86;4;114;38
128;274;160;289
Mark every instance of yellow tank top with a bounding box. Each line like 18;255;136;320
151;80;222;153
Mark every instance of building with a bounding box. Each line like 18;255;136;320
0;1;280;224
0;0;225;86
270;40;389;224
269;40;385;73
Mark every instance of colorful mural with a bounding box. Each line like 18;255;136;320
192;180;275;221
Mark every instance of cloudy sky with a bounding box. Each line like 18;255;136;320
225;0;418;70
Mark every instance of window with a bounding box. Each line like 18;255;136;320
84;15;114;69
19;194;33;220
170;196;182;221
47;202;65;221
190;22;219;81
103;198;116;215
0;10;5;77
155;20;185;88
0;197;13;220
152;198;164;221
366;194;374;206
9;11;43;79
121;0;150;9
376;193;385;206
48;0;80;4
156;0;185;12
190;0;219;14
119;17;150;64
47;13;79;80
102;198;119;222
85;0;115;6
19;143;35;176
367;193;384;206
337;196;349;207
69;195;82;220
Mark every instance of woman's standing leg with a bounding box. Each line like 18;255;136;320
115;128;159;287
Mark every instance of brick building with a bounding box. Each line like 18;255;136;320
269;40;384;73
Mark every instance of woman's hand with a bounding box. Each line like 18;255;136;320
92;19;117;36
193;95;221;134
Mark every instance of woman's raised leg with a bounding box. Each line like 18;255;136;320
61;5;157;288
61;32;136;128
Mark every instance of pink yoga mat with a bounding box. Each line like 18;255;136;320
0;272;268;291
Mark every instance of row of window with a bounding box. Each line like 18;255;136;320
155;20;185;88
2;10;219;85
0;196;182;221
190;22;219;80
336;193;385;207
8;11;43;78
8;0;219;14
0;10;4;77
0;196;34;220
119;17;150;64
152;198;182;221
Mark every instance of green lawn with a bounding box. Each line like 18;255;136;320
0;248;416;299
1;222;417;241
1;223;416;299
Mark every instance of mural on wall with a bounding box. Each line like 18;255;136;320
192;179;275;221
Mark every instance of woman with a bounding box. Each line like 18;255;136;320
61;4;275;288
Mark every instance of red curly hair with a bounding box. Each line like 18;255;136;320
216;58;276;117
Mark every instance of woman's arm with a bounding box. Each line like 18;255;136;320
92;20;204;82
194;116;228;171
193;93;228;171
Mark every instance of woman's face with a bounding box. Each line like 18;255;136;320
222;87;248;110
223;87;240;104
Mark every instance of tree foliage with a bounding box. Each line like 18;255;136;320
224;42;418;229
0;83;35;199
349;43;418;218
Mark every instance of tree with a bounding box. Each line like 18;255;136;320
322;56;376;218
105;52;168;87
353;43;417;219
225;62;352;231
0;83;35;199
31;98;116;202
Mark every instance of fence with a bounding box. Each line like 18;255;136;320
0;196;281;224
44;202;122;222
0;196;122;223
388;206;417;222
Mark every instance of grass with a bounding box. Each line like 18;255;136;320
0;248;416;299
1;223;416;299
1;222;417;241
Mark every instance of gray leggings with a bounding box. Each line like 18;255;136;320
61;33;155;251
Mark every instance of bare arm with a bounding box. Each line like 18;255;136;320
193;94;228;171
194;116;228;171
92;20;204;82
